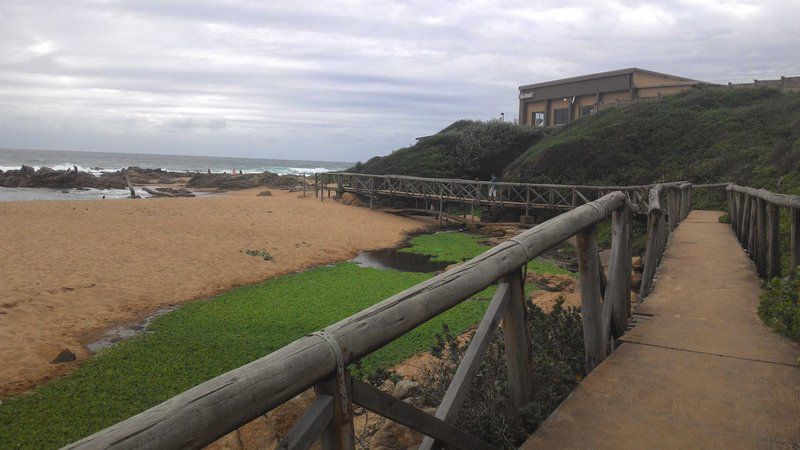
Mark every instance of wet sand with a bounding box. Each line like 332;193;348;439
0;189;424;396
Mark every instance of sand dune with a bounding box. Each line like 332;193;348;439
0;189;424;395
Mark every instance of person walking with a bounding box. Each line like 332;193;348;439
489;173;499;201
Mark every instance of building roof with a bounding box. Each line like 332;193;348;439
519;68;702;91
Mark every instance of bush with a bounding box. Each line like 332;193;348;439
504;87;800;195
717;212;731;223
758;275;800;342
352;120;545;179
416;298;584;448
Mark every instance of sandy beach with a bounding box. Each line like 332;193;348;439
0;189;424;396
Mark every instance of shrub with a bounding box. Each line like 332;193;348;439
351;120;545;179
416;298;584;448
758;275;800;342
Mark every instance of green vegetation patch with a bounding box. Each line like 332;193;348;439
505;87;800;197
0;263;486;449
351;119;546;179
400;231;490;262
758;275;800;342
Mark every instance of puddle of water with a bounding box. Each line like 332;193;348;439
87;306;178;353
351;248;451;273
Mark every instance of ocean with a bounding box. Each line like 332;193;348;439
0;148;352;201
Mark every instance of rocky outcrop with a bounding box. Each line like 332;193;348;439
186;172;279;190
0;166;187;190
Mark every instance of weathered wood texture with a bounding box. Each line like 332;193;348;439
578;225;604;372
727;185;800;280
351;380;494;450
279;395;333;450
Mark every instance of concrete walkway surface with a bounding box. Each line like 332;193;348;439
522;210;800;449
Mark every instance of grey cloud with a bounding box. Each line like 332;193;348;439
0;0;798;161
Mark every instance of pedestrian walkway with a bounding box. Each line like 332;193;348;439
523;210;800;449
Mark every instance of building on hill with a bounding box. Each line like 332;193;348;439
518;68;701;127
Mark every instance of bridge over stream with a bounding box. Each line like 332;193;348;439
66;180;800;449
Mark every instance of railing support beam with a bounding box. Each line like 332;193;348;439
577;224;604;372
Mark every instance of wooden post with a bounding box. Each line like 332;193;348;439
577;224;604;372
791;208;800;277
502;268;534;409
315;173;319;198
756;197;767;277
740;194;751;246
748;197;757;256
767;203;781;279
640;212;659;298
315;375;355;450
438;195;443;226
728;189;738;234
604;207;630;341
303;174;307;198
369;177;374;210
337;174;343;200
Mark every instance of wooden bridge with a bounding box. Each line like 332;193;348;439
65;180;799;449
313;172;671;216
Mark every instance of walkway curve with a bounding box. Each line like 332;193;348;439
523;210;800;449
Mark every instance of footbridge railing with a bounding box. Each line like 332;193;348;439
315;172;658;214
726;185;800;278
66;183;692;450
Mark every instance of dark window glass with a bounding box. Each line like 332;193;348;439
553;108;569;125
580;105;595;117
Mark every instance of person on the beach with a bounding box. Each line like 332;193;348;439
489;173;499;200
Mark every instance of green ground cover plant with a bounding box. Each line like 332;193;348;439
758;275;800;342
400;231;491;262
0;231;572;449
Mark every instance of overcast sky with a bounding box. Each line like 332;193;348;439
1;0;798;163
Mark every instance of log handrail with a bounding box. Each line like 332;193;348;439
726;184;800;278
66;184;694;450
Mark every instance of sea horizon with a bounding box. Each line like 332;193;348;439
0;147;353;201
0;147;353;176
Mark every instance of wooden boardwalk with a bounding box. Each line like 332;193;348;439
523;210;800;449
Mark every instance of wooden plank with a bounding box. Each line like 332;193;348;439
64;193;626;450
350;380;494;450
791;208;800;277
315;375;355;450
435;281;510;421
577;224;604;372
502;269;535;408
419;282;510;450
756;197;768;277
767;203;781;279
279;395;333;450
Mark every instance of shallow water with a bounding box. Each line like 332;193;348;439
351;247;450;272
87;306;178;353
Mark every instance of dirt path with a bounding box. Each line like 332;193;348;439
523;210;800;448
0;189;424;396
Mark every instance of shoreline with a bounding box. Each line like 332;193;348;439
0;188;425;396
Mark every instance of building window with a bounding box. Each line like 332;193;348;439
553;108;569;125
532;112;545;127
580;105;595;117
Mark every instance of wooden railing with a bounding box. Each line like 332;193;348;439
314;172;657;214
726;185;800;278
639;183;693;298
66;183;691;450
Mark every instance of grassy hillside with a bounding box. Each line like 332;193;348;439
504;87;800;195
352;119;545;179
